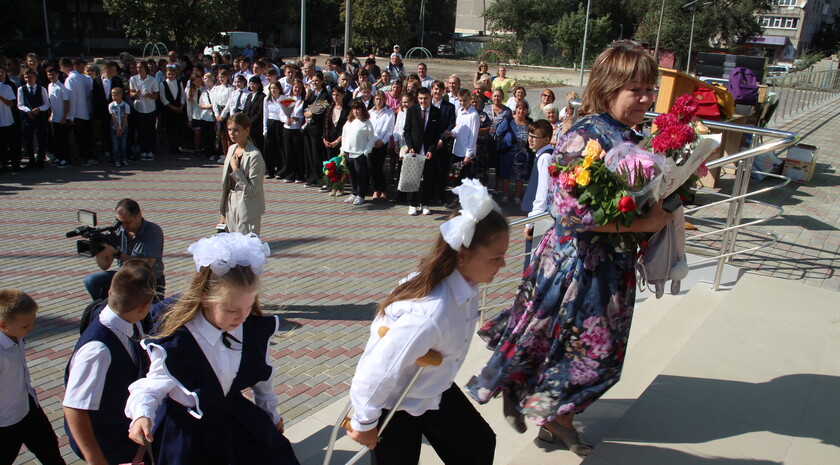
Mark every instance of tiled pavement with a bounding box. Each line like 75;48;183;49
3;97;838;465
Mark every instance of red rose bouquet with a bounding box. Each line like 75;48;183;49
322;155;349;191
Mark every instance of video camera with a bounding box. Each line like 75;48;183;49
66;210;121;257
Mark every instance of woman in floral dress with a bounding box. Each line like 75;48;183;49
466;41;673;456
485;88;512;193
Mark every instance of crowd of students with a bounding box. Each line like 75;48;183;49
1;49;580;214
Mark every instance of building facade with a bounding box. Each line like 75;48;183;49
754;0;840;61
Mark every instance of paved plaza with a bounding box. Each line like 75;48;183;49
2;75;838;463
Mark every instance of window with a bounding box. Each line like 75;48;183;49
776;0;796;6
761;16;798;30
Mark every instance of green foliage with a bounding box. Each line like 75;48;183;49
346;0;411;55
794;51;824;71
484;0;573;53
102;0;239;54
488;36;523;62
551;4;611;65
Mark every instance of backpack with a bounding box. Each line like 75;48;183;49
728;67;759;105
693;87;720;120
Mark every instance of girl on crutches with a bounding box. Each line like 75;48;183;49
347;179;508;465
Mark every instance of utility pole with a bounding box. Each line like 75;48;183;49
344;0;352;57
300;0;306;57
653;0;666;61
579;0;591;86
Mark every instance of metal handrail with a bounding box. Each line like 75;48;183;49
477;118;800;316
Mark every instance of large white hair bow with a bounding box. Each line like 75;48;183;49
187;232;271;276
439;179;499;251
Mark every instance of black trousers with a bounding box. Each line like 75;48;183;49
281;127;304;181
22;115;47;164
0;395;65;465
303;131;326;184
0;124;22;168
347;154;369;197
406;155;436;207
372;384;495;465
161;107;184;154
369;144;388;192
195;119;215;155
264;119;284;177
434;144;453;202
135;111;157;154
72;118;93;161
50;121;71;163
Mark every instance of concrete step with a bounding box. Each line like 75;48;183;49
582;273;840;464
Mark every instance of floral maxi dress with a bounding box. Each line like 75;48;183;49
465;113;643;425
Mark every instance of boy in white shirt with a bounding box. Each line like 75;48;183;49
45;66;71;167
0;290;66;465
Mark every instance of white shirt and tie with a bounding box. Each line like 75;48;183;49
17;85;50;114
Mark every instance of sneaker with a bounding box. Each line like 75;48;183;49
122;160;129;166
318;185;331;192
265;174;275;179
353;197;366;206
422;206;432;215
56;160;69;168
514;197;522;206
304;182;319;188
216;155;225;163
147;153;155;161
85;159;97;166
408;206;418;216
344;194;357;203
294;179;306;184
282;178;294;183
329;190;338;197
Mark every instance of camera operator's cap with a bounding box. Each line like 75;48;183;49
393;45;400;50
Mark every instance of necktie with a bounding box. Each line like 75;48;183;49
221;331;242;351
130;324;148;374
422;108;427;126
29;86;35;95
235;90;243;111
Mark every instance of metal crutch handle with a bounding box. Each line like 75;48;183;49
323;326;443;465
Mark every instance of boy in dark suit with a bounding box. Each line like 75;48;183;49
401;87;442;215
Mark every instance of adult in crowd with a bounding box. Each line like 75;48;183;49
446;75;463;112
386;55;406;83
485;88;512;193
373;71;391;92
84;198;165;300
242;76;266;153
17;69;50;170
530;89;556;121
368;90;395;201
471;93;493;186
303;71;330;187
466;41;672;456
61;58;94;165
497;101;532;206
220;112;265;235
491;66;516;102
417;63;434;88
505;85;527;112
543;103;562;143
322;86;348;164
385;79;404;113
92;61;123;163
129;61;159;161
473;61;490;89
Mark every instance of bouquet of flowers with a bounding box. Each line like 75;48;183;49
322;155;349;191
279;97;298;119
449;159;466;184
301;99;329;131
549;139;665;246
647;94;720;199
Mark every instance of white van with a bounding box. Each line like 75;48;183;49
203;31;259;56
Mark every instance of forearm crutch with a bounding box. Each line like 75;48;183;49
323;326;442;465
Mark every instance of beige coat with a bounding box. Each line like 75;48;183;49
220;141;266;235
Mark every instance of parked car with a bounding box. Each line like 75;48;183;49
437;42;454;56
766;64;792;77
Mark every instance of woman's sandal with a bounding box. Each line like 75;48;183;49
502;393;527;434
537;422;593;456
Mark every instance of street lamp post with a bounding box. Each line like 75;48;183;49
579;0;592;86
42;0;51;58
344;0;352;57
300;0;306;57
653;0;666;61
684;0;700;74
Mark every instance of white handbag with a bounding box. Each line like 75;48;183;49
398;146;425;192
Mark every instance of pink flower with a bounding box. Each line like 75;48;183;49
651;123;696;153
583;316;600;330
581;325;614;358
616;155;656;185
570;358;599;385
696;160;709;177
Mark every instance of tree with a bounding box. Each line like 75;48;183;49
483;0;572;54
102;0;239;54
346;0;411;55
551;4;611;65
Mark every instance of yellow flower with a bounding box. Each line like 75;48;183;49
582;139;603;160
576;169;591;186
582;154;594;169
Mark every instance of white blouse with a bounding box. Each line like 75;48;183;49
125;313;282;427
349;270;479;432
210;84;233;118
187;86;214;122
392;109;408;147
369;107;395;146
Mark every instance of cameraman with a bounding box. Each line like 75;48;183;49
83;199;165;300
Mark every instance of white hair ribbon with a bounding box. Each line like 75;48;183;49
439;179;499;251
187;232;271;276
